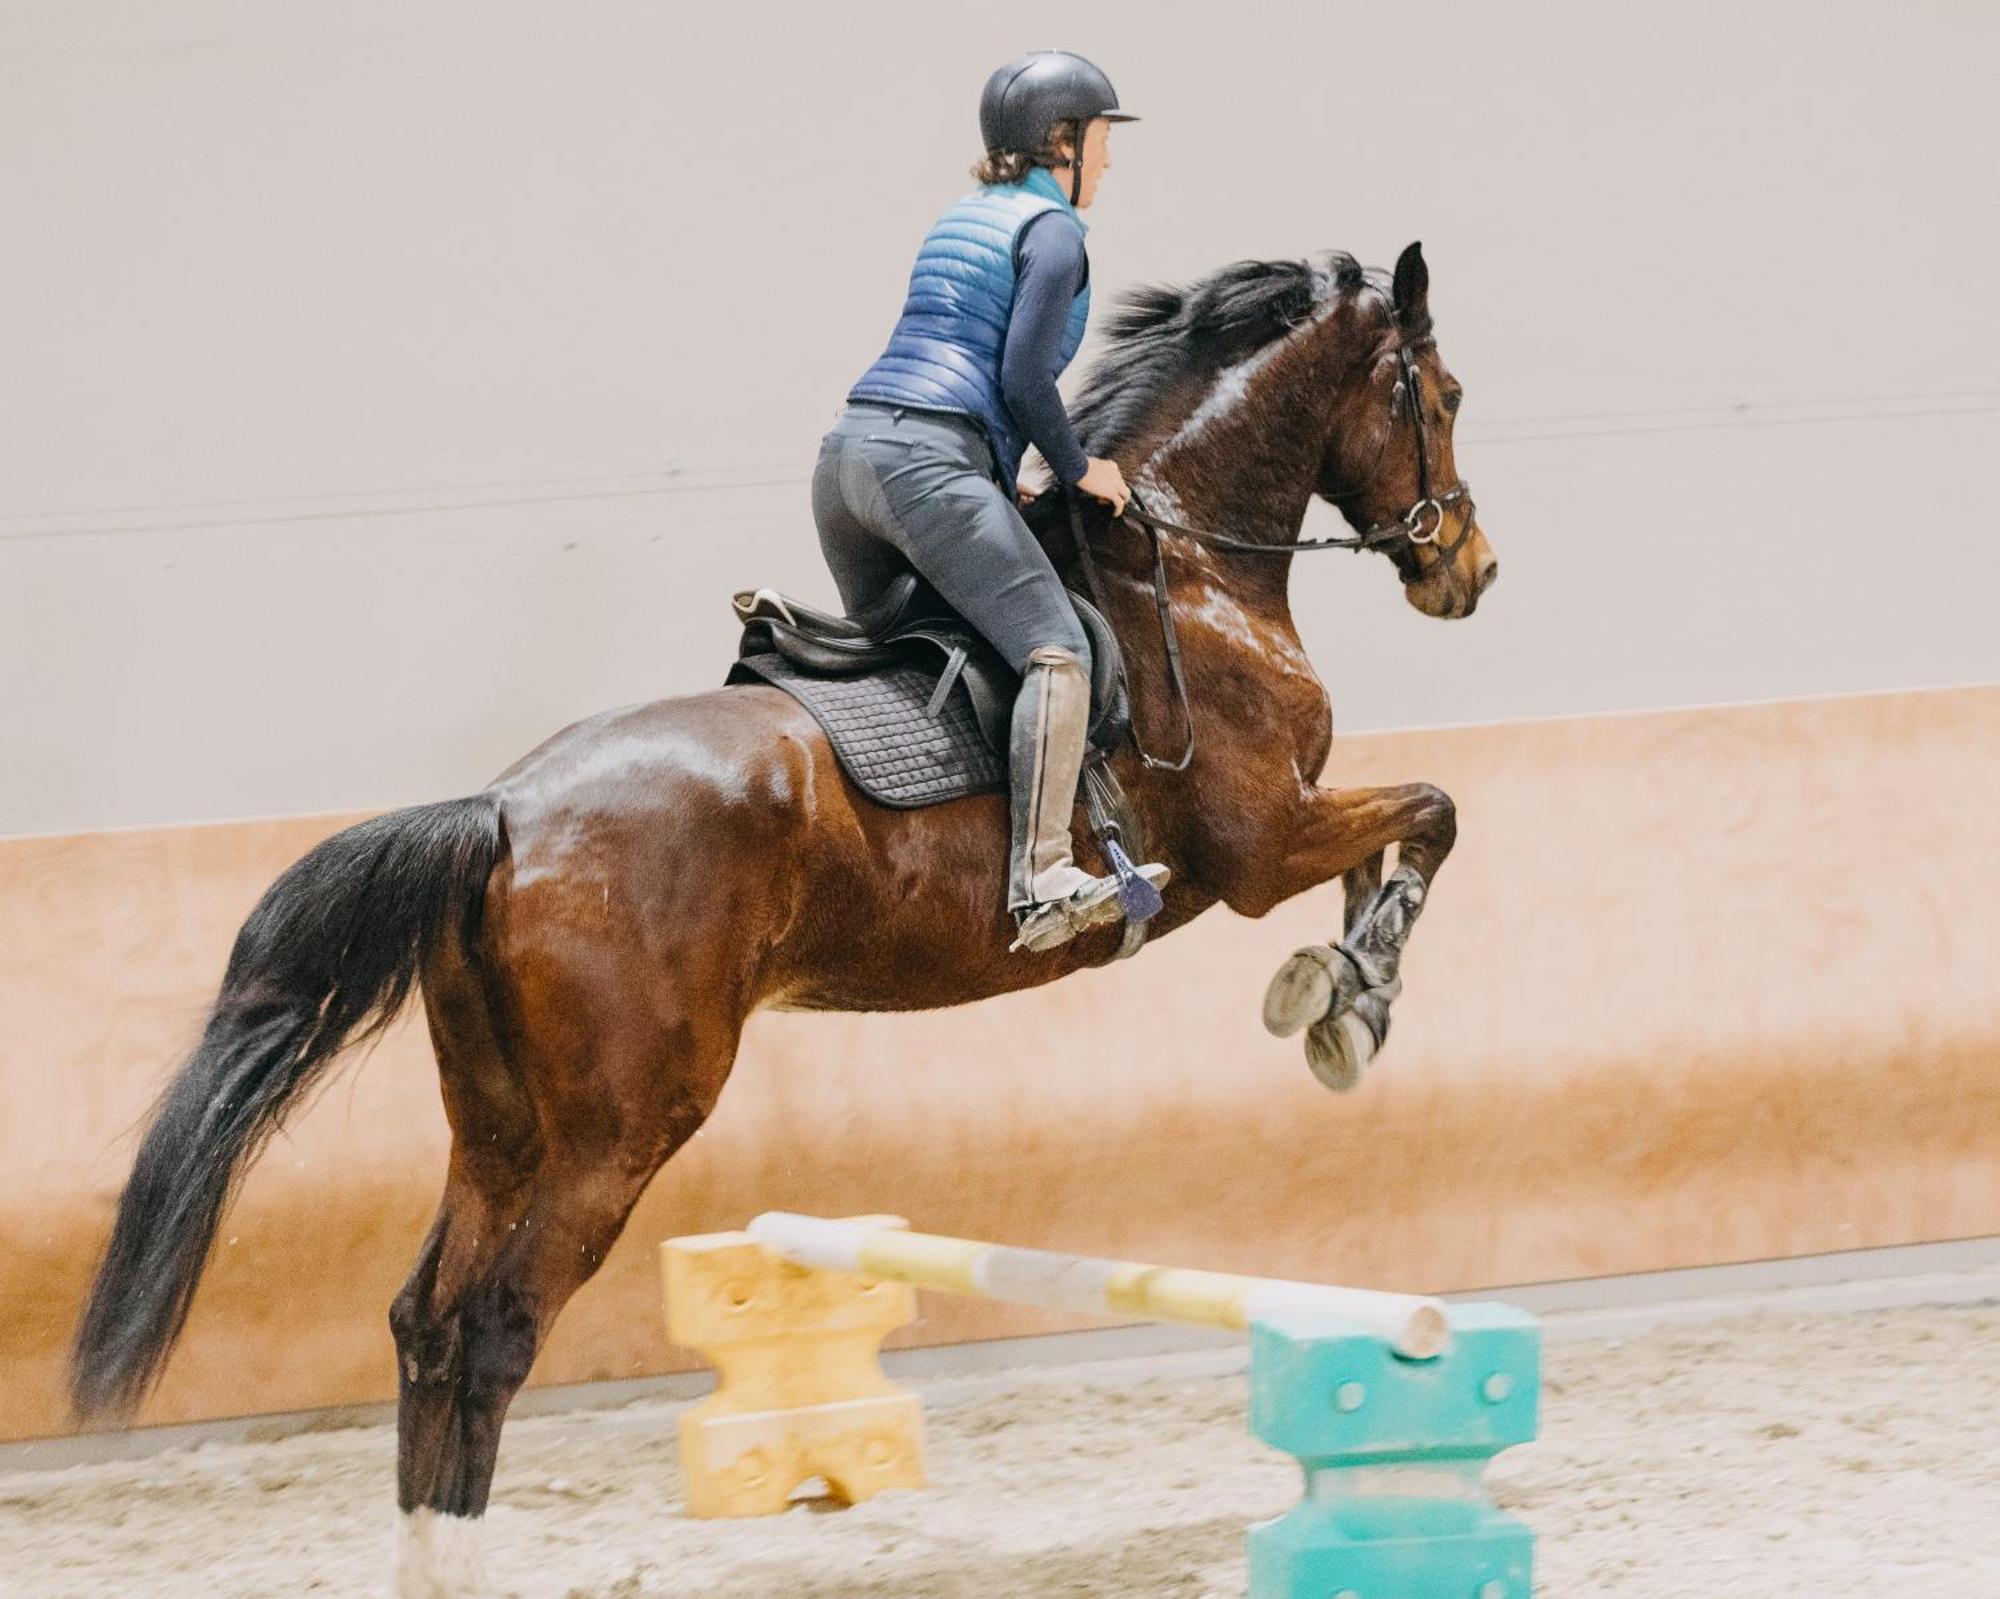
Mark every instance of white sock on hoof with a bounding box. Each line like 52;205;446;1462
397;1508;487;1599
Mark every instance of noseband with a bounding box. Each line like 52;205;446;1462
1063;342;1476;772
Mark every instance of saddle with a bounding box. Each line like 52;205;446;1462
726;571;1130;809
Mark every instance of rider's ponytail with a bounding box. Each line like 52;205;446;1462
971;148;1037;185
970;118;1081;186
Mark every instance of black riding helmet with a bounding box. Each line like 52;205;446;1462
979;50;1139;206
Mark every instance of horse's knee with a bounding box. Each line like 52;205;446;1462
1413;784;1456;852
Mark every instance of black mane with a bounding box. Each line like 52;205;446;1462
1070;251;1375;457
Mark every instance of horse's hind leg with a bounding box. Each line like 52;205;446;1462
391;1170;530;1598
394;1148;706;1598
390;942;738;1598
392;1102;725;1598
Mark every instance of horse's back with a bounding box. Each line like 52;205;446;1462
492;683;821;825
474;681;1069;1011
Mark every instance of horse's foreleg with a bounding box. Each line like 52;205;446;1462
1342;850;1385;940
1247;782;1457;1090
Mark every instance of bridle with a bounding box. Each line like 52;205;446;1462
1126;344;1473;566
1064;341;1476;772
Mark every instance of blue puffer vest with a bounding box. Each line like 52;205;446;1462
847;165;1090;495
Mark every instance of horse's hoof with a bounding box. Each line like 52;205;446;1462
1263;943;1370;1037
1304;1009;1374;1092
1304;986;1393;1094
1263;945;1337;1037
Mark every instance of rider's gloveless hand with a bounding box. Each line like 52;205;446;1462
1075;456;1130;516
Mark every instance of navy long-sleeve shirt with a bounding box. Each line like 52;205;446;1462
1000;212;1092;487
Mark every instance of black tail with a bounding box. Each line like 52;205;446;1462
69;793;504;1422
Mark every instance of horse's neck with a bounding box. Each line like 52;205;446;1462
1121;439;1317;629
1088;363;1336;749
1130;330;1335;560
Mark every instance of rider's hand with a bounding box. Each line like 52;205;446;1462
1016;485;1038;509
1074;457;1131;517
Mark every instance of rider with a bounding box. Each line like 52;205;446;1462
812;49;1169;954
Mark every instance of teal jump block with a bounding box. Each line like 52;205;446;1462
1246;1302;1542;1599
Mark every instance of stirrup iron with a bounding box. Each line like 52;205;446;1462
1103;837;1164;922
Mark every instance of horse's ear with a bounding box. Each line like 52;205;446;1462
1391;241;1430;332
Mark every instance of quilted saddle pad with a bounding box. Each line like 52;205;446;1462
730;651;1005;809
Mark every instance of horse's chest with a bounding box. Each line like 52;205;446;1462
1247;626;1333;775
1276;670;1334;780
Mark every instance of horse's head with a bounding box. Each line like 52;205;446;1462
1068;244;1497;619
1316;243;1497;619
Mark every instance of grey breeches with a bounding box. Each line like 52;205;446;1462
810;401;1090;676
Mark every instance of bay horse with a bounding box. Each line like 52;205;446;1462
71;241;1495;1595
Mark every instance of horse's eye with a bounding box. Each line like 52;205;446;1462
1443;390;1462;414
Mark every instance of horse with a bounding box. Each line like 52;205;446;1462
70;240;1495;1595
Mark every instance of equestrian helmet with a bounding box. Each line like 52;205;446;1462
978;50;1139;157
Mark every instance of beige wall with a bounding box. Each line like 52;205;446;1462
4;2;1997;835
5;689;1997;1442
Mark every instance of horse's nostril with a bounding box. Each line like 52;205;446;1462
1476;555;1499;594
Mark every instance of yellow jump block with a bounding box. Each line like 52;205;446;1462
661;1216;926;1517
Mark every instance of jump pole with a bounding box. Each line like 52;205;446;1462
746;1210;1454;1360
661;1214;1541;1599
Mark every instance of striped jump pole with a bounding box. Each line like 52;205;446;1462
747;1210;1454;1360
661;1215;1541;1598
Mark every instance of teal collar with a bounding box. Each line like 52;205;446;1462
1021;164;1089;234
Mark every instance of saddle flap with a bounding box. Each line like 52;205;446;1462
1071;594;1129;753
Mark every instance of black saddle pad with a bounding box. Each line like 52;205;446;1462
731;651;1005;809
